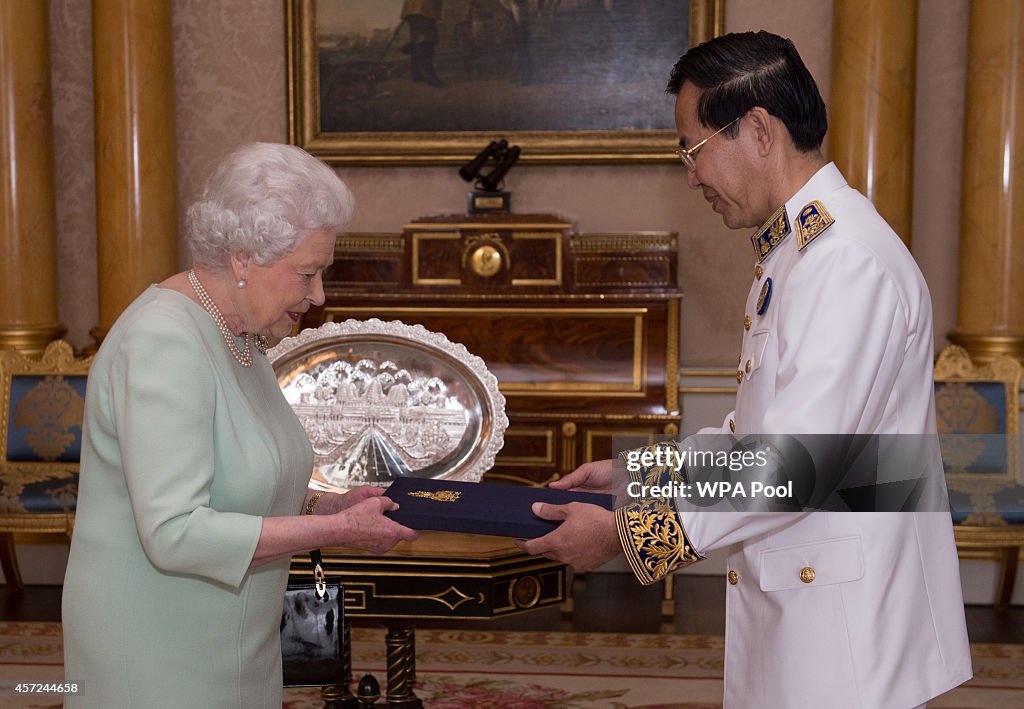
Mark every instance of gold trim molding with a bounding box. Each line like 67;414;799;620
666;299;680;413
947;331;1024;363
584;429;660;462
495;428;555;466
411;232;461;285
0;325;67;357
337;232;404;253
571;232;677;252
511;232;562;286
406;222;573;231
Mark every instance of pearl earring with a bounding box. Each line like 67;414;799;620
237;279;247;289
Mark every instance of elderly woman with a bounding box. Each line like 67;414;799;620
62;143;417;708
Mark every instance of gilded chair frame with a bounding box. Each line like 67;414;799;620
934;345;1023;609
0;341;93;590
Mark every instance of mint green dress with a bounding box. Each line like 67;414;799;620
62;286;312;708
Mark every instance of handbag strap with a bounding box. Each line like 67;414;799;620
310;548;327;599
310;548;324;568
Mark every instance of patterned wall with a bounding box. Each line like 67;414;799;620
46;0;964;369
172;0;289;255
50;0;97;351
49;0;289;350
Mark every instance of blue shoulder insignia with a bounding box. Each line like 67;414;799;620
796;200;835;251
749;205;791;263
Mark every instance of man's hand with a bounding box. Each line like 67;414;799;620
550;458;615;493
517;501;621;571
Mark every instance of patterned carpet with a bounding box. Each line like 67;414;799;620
0;622;1022;707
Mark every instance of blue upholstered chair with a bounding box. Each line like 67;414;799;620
0;341;92;591
934;345;1023;610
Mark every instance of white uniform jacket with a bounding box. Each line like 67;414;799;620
617;164;972;708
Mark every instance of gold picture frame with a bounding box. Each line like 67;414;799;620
287;0;725;165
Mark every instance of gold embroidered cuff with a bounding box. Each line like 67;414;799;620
616;441;703;585
616;499;703;585
304;490;324;515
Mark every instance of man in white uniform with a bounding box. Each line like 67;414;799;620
522;31;973;708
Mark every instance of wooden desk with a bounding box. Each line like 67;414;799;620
304;215;682;486
289;531;567;707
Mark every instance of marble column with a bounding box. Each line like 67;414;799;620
0;0;65;355
949;0;1024;361
90;0;178;345
830;0;918;246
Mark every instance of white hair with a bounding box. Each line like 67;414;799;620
187;143;355;268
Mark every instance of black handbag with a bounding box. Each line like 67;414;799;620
280;549;346;686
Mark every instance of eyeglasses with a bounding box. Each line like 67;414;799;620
676;114;743;171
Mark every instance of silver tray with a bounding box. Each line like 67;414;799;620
269;319;507;492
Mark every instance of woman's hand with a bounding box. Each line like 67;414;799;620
326;495;418;554
254;487;417;566
307;485;386;516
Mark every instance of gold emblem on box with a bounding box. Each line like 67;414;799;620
409;490;462;502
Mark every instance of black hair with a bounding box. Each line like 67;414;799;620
666;31;827;151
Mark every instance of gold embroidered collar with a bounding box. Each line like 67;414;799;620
749;205;791;263
795;200;835;251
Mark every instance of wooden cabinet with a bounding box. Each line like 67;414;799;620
303;213;681;485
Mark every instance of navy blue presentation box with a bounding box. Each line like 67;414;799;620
384;477;614;539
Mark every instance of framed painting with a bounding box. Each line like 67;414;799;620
286;0;725;165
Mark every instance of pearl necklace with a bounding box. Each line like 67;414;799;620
188;270;267;368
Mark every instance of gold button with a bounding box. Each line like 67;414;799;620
744;315;752;330
727;570;739;585
799;566;816;584
469;244;502;277
755;265;764;279
729;418;736;433
745;360;752;374
736;370;743;384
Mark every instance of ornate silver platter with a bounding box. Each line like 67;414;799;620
269;319;507;492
